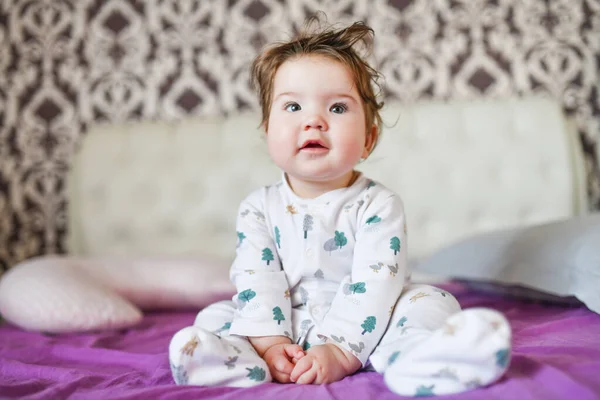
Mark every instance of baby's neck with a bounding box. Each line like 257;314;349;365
286;171;359;199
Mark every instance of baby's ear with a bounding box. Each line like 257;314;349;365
363;124;378;157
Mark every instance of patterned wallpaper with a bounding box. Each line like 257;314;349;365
0;0;599;270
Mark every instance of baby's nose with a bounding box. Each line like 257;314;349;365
303;115;328;131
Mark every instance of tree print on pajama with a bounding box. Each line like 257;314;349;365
388;351;400;366
171;363;188;385
303;214;313;238
323;231;348;254
335;231;348;249
397;316;408;327
246;366;266;382
366;215;381;224
344;282;367;295
390;236;401;255
324;238;337;255
415;385;435;397
432;367;459;380
272;307;285;325
237;289;256;310
214;322;231;334
261;248;274;265
297;319;312;342
274;227;281;248
298;286;309;305
495;348;510;368
236;231;246;248
361;316;376;335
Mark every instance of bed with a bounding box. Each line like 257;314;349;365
1;96;599;399
2;282;600;400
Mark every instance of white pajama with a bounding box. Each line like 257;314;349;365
169;173;511;396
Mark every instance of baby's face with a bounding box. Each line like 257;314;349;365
266;55;372;190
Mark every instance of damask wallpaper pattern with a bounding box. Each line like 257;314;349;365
0;0;599;270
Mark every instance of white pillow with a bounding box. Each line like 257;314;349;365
0;256;235;333
415;214;600;313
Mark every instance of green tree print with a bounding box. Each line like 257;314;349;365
361;316;376;335
221;322;232;330
236;231;246;247
272;306;285;325
303;214;314;239
274;227;281;249
390;236;401;255
349;282;366;294
495;348;510;368
303;341;311;351
216;321;231;333
246;366;266;381
366;180;376;190
388;351;400;366
366;215;381;224
262;248;274;265
334;231;348;249
238;289;256;303
415;384;435;397
396;316;407;328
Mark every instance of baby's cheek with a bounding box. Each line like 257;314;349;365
336;139;365;160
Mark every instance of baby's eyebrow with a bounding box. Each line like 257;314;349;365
329;94;358;103
273;91;297;101
273;92;359;103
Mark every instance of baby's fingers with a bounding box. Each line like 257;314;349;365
296;366;318;385
273;354;294;375
290;357;312;383
284;344;305;361
271;369;292;384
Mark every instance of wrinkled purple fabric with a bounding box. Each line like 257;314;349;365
1;283;599;400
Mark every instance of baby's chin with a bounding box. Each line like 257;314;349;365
285;169;357;186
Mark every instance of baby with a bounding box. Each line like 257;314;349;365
169;18;511;397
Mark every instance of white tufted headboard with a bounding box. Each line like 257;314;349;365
68;97;586;263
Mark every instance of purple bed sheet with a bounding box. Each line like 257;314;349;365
1;282;600;400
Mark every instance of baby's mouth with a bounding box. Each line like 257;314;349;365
304;143;325;149
300;140;328;150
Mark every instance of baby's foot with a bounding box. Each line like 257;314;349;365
384;308;511;396
169;326;271;387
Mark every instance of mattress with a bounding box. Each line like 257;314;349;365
1;283;599;400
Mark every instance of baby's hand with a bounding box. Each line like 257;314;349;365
290;343;361;385
262;343;306;383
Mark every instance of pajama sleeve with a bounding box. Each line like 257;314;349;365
317;193;408;366
228;190;293;339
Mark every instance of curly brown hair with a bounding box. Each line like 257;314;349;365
251;16;384;155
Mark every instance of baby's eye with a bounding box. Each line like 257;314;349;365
284;102;301;112
330;103;347;114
